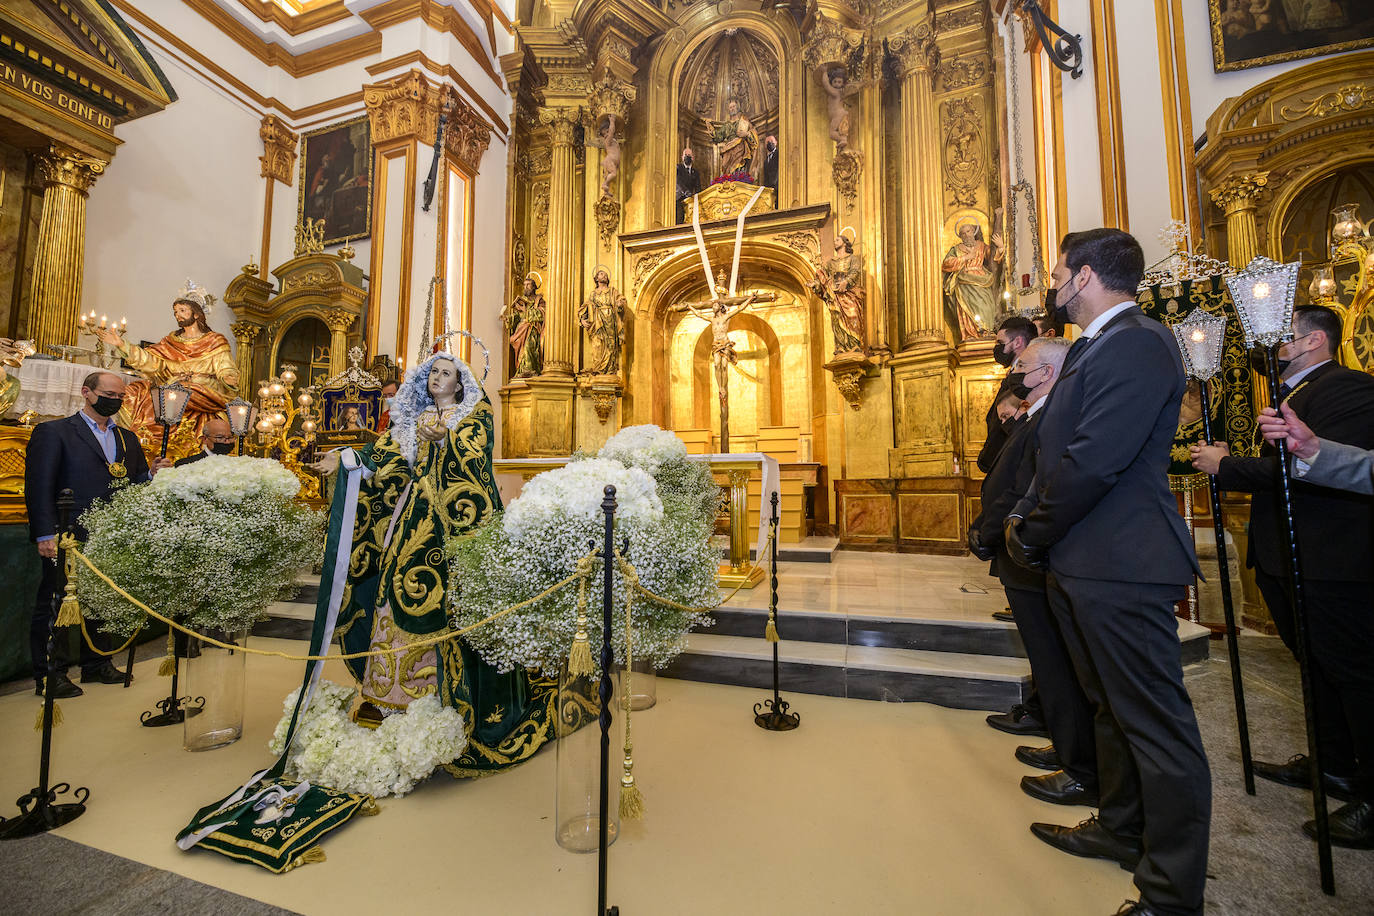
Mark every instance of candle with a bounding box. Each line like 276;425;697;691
99;314;108;329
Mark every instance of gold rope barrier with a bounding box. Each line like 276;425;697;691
66;530;777;666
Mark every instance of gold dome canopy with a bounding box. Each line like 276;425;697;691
678;27;780;155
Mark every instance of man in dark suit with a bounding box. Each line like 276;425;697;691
1006;229;1209;916
675;147;701;224
760;135;778;192
971;337;1098;806
977;316;1039;475
25;371;165;697
175;417;236;467
1193;305;1374;848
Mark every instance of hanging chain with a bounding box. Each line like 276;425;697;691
1005;15;1048;306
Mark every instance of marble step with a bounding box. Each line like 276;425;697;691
660;633;1030;711
708;608;1212;666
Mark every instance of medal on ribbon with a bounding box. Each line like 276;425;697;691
108;460;129;488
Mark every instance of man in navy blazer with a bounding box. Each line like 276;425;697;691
1006;230;1209;916
25;371;167;697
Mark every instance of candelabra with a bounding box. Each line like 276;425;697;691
250;364;320;497
74;311;126;369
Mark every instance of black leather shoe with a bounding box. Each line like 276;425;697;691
1303;801;1374;849
81;662;128;685
992;609;1015;623
1112;901;1160;916
1030;815;1142;870
986;704;1051;739
1016;744;1062;771
34;674;83;699
1254;754;1356;803
1022;769;1100;807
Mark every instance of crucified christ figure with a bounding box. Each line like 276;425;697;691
675;270;777;452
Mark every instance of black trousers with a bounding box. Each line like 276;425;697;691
1004;584;1096;788
31;552;109;681
1047;572;1211;916
1256;569;1374;804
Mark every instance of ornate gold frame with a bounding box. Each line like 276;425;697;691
297;114;374;247
1206;0;1374;73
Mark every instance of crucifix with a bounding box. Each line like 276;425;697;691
674;270;776;452
679;187;777;452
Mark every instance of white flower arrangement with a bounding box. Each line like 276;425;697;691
450;427;719;676
76;456;323;636
597;424;689;475
148;454;301;503
268;681;467;798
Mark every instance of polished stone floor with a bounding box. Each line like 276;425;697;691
721;550;1010;621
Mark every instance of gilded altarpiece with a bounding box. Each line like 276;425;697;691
505;0;1008;548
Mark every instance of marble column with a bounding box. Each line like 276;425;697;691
540;108;579;377
1209;172;1269;268
28;145;105;351
890;25;945;350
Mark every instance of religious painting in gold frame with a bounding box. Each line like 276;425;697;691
297;115;373;246
1208;1;1374;73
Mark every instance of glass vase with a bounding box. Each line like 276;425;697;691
182;626;248;752
620;657;657;711
555;661;619;853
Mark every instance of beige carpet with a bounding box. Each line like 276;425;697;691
0;639;1153;915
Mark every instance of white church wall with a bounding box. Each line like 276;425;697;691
83;44;263;351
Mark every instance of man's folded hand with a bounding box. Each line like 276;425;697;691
1003;517;1047;571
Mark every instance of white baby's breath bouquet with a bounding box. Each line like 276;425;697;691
76;455;324;636
449;427;719;676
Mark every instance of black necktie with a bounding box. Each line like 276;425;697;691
1277;382;1293;403
1063;334;1093;370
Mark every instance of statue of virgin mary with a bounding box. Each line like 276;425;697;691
320;349;556;775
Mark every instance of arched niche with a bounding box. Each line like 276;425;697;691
630;237;825;455
273;315;332;388
643;12;805;227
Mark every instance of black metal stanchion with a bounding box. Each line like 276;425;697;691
1198;384;1255;795
1261;344;1334;895
139;631;202;727
0;490;89;840
754;492;799;731
597;486;620;916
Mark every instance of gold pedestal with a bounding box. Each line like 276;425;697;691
693;182;776;222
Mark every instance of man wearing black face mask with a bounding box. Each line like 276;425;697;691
175;417;236;466
676;147;702;224
1191;305;1374;844
25;371;166;697
977;316;1038;475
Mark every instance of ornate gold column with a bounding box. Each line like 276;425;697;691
28;145;105;351
1209;172;1269;268
230;321;262;398
889;25;945;350
540;108;580;377
324;310;355;377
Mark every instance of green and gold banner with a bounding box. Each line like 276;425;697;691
1137;276;1258;491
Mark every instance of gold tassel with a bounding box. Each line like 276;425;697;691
358;798;382;816
34;702;62;731
765;612;779;643
287;846;327;870
158;633;177;677
619;772;645;820
567;556;596;678
618;559;644;820
55;547;82;627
